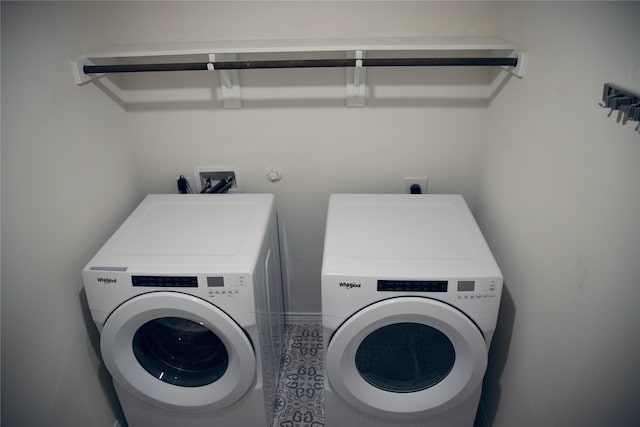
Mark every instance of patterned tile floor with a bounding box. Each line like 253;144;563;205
273;324;325;427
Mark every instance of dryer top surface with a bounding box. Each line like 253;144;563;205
322;194;501;279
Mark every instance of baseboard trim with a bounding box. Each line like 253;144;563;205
285;312;321;325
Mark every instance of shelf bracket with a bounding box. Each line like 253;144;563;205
70;55;125;102
504;51;527;78
71;55;100;85
346;50;366;107
210;53;241;109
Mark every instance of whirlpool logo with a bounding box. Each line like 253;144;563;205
97;277;117;285
339;282;361;289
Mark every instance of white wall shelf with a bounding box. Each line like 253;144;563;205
71;36;526;108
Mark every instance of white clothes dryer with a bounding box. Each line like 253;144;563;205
321;194;503;427
83;194;284;427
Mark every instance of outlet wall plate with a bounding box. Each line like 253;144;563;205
193;165;241;193
403;177;428;194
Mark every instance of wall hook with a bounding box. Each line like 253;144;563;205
600;83;640;126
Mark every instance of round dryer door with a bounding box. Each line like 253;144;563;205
325;297;487;418
100;292;256;410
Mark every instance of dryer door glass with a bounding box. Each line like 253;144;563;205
355;322;455;392
133;317;229;387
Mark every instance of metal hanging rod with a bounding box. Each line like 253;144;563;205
83;57;518;75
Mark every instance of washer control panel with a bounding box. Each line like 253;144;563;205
206;275;247;298
132;275;198;287
129;274;248;298
457;279;498;300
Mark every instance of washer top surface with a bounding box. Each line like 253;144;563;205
322;194;501;279
87;194;274;273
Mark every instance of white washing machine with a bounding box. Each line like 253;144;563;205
321;194;503;427
83;194;284;427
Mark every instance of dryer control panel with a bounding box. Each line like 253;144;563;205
457;279;498;299
378;280;447;292
374;278;499;300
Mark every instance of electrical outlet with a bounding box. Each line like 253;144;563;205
193;166;241;193
403;177;428;194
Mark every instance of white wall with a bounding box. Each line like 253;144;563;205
112;1;501;314
1;2;143;426
478;2;640;426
